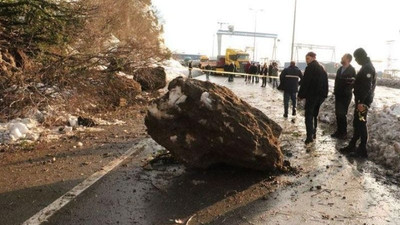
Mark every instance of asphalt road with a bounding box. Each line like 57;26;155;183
10;75;400;225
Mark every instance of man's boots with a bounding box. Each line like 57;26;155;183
331;131;347;140
350;145;368;158
339;139;357;153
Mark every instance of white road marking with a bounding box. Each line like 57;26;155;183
22;142;144;225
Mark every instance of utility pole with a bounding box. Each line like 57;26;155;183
250;8;263;62
290;0;298;61
212;34;215;57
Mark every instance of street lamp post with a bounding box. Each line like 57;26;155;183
250;8;263;62
212;34;215;57
290;0;298;61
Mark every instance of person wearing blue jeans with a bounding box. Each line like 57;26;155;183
280;61;303;118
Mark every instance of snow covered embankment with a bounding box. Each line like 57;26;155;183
0;112;125;145
319;95;400;176
161;60;188;82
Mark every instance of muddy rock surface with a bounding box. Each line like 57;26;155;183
134;66;167;91
145;76;283;171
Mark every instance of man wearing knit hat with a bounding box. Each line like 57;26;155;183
340;48;376;158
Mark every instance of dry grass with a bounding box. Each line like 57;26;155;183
0;0;168;122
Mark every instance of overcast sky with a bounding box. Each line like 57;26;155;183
153;0;400;71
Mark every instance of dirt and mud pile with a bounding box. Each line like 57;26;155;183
145;76;284;171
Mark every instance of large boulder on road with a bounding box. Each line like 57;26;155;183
145;77;283;171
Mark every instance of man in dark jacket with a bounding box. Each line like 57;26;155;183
188;61;193;78
227;62;236;82
205;64;212;80
340;48;376;158
268;62;273;83
256;63;261;83
331;54;356;139
271;62;279;88
244;61;251;82
261;63;268;87
249;63;258;83
298;52;328;145
280;61;303;117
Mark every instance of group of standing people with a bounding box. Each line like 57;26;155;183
244;61;279;88
338;48;376;158
279;48;376;158
193;48;376;158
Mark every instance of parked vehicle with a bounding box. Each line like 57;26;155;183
215;48;250;73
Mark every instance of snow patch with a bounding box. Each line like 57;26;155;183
170;135;178;143
389;104;400;117
200;92;213;109
68;116;78;127
116;71;134;80
94;65;108;71
93;118;126;126
224;122;235;133
319;113;332;124
148;103;173;120
198;119;207;125
9;122;29;141
64;126;73;133
185;134;196;145
0;118;41;142
168;86;187;106
161;59;187;82
104;34;120;51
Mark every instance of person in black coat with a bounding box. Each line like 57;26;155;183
188;61;193;78
249;63;258;83
280;61;303;117
255;63;261;83
271;62;279;88
331;54;356;139
205;64;212;80
340;48;376;158
261;63;268;87
227;62;236;82
268;63;273;83
244;61;251;82
298;52;328;145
